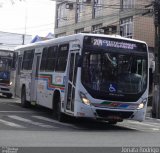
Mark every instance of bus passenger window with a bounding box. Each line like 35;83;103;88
55;44;69;72
40;48;48;71
22;50;34;70
46;46;58;71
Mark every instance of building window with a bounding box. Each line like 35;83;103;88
57;3;67;27
92;23;102;33
103;25;117;35
76;0;84;23
121;0;134;10
75;28;84;34
93;0;103;18
120;17;133;38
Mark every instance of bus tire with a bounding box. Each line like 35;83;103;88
53;92;66;122
21;87;30;108
6;93;12;98
108;121;117;125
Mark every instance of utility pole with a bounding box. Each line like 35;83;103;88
152;0;160;118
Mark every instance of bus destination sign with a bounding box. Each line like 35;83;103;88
84;36;147;52
93;38;137;50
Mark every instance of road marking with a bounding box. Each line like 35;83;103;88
145;121;160;126
0;119;25;128
151;128;160;131
32;116;73;126
146;117;160;122
8;115;57;128
32;116;80;129
125;120;160;129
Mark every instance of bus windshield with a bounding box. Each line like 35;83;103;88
81;36;148;101
0;51;14;83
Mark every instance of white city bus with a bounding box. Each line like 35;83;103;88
0;48;17;98
15;33;149;123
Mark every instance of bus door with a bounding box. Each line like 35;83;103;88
15;55;23;97
65;51;79;112
30;53;41;103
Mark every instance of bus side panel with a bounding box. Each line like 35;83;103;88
36;72;65;109
20;71;32;102
36;73;53;109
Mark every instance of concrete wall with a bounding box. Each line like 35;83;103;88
134;16;155;47
55;0;120;36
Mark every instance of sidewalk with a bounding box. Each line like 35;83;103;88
146;106;152;118
145;106;160;123
146;96;153;118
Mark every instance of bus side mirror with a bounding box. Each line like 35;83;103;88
76;55;82;67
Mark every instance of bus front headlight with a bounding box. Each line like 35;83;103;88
137;103;144;109
137;98;147;109
79;92;91;105
10;82;12;86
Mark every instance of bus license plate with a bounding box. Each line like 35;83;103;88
107;116;122;120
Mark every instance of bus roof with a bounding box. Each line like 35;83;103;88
0;46;14;52
14;33;147;51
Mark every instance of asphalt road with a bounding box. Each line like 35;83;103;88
0;95;160;153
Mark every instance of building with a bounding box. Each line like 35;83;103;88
54;0;154;49
31;33;54;43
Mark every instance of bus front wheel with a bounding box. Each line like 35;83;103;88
6;93;12;98
3;93;12;98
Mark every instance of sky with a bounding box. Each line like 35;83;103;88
0;0;56;37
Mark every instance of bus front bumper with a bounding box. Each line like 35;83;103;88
0;86;13;94
75;102;146;122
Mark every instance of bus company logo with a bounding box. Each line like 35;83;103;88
38;84;44;90
55;76;62;84
110;102;119;107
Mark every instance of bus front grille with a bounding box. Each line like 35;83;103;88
96;109;134;119
1;88;9;91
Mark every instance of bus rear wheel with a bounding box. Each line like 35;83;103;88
21;87;30;108
53;94;66;122
3;93;12;98
6;93;12;98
